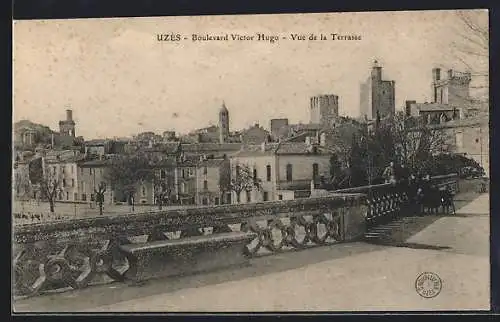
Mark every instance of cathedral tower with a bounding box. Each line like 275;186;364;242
218;102;230;143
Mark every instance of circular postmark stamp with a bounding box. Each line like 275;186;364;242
415;272;442;298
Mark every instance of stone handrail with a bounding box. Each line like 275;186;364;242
13;193;367;297
12;173;459;298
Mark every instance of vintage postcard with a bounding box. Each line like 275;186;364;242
12;9;490;312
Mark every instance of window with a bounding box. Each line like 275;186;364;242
312;163;319;180
266;165;271;181
246;190;251;202
475;138;480;143
203;180;208;190
62;179;66;187
141;185;146;197
82;194;87;201
71;179;75;187
203;166;208;175
202;197;208;205
263;191;269;201
278;194;283;200
74;193;78;201
286;164;293;182
66;192;69;200
236;165;241;177
253;168;257;182
236;192;241;203
90;193;95;201
215;197;220;205
89;168;93;175
160;170;166;179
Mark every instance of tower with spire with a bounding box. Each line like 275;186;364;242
218;101;230;143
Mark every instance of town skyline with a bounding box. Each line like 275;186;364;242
13;10;487;140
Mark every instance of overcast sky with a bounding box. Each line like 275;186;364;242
13;10;487;140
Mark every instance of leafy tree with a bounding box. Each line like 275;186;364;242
104;154;155;211
226;164;261;203
329;153;342;179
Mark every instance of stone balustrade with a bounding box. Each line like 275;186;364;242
12;173;458;298
13;193;367;297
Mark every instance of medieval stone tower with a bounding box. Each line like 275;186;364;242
310;94;339;126
59;109;76;137
359;60;396;120
431;67;471;107
218;102;230;143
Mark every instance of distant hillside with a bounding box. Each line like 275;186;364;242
14;119;55;134
13;120;55;148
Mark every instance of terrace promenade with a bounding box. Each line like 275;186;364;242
13;193;489;312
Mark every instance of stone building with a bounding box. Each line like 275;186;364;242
240;123;271;145
405;68;481;125
270;118;289;140
360;60;396;120
77;159;114;205
229;142;331;203
310;94;339;126
431;68;471;107
195;157;230;205
440;113;489;176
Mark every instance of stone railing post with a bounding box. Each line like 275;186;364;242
341;196;368;242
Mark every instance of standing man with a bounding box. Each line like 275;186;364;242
383;162;396;184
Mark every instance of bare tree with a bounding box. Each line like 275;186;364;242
391;112;447;172
13;165;31;199
38;165;63;213
451;10;489;103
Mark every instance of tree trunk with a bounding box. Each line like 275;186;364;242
99;202;103;216
49;200;55;213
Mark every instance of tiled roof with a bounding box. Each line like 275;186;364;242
85;139;107;146
414;103;457;112
276;142;320;155
142;142;180;154
181;143;243;153
198;158;227;168
231;142;325;157
439;113;489;128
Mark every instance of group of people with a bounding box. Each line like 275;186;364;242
13;212;67;225
382;161;455;215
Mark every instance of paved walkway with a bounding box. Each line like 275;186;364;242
13;194;490;312
455;193;489;215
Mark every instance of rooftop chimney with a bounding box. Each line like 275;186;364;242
66;109;73;121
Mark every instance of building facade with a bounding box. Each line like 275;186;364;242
360;60;396;120
229;142;330;204
195;158;230;205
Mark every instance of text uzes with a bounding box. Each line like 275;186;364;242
157;33;182;41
